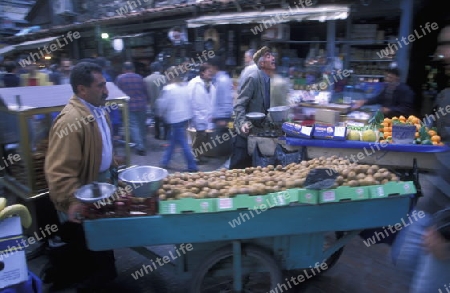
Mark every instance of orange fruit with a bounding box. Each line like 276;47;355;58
415;132;419;138
431;135;441;143
399;115;406;120
428;130;437;137
392;117;398;121
415;124;421;131
383;118;392;124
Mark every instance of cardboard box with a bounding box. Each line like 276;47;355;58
315;109;341;125
313;124;347;140
0;217;28;289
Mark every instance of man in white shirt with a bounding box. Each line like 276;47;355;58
238;49;258;93
188;63;216;163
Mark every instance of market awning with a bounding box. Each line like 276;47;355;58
186;5;350;28
0;45;16;56
14;36;59;51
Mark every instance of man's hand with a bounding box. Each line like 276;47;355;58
352;100;365;110
240;121;252;134
423;226;450;260
67;202;87;223
216;120;227;127
114;155;126;166
381;107;390;114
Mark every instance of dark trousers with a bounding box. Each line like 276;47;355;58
48;221;116;286
155;115;169;140
192;130;209;159
229;134;252;169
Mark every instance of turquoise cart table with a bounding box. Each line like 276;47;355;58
83;194;413;292
284;137;450;171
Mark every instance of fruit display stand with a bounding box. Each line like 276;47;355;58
83;185;415;292
284;137;450;171
0;83;131;236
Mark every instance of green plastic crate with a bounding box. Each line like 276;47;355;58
319;186;370;203
159;198;216;214
233;194;270;210
267;190;292;207
370;181;417;198
298;189;319;204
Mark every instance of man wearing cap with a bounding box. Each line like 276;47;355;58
230;46;276;169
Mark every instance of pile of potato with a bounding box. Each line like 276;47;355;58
158;156;400;200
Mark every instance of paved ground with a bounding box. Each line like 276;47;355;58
4;131;432;293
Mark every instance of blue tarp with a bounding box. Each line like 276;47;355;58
285;137;450;153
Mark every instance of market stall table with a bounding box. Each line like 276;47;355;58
284;137;450;171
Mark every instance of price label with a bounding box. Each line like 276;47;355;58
404;183;410;192
334;127;346;137
276;195;286;205
169;203;176;214
200;202;209;211
377;186;384;197
322;191;336;202
301;126;312;136
218;198;233;210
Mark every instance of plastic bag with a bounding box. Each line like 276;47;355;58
303;168;338;190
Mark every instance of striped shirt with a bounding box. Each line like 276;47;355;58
115;72;149;111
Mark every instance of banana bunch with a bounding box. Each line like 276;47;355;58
0;198;32;229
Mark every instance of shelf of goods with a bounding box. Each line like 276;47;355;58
0;83;131;235
83;161;415;251
348;21;398;79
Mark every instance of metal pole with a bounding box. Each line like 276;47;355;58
397;0;413;83
327;20;336;59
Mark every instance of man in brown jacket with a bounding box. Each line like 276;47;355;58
44;62;117;291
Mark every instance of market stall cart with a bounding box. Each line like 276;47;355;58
83;191;414;292
0;83;131;236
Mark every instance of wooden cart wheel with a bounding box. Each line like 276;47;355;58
189;244;283;293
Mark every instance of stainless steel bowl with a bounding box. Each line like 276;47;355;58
246;112;266;127
246;112;266;120
268;106;290;123
118;166;168;198
74;182;117;203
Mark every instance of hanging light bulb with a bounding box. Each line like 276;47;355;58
113;39;124;51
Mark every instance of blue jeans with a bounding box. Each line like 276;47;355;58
391;210;450;293
161;120;198;172
129;110;147;151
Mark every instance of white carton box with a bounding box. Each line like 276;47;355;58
0;217;28;289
